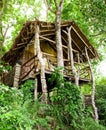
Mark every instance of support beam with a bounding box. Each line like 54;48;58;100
40;35;56;44
34;78;38;100
41;32;55;37
40;29;55;33
85;47;98;122
34;24;48;103
67;26;79;86
12;45;25;50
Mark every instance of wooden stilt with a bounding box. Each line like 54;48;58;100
34;77;38;100
67;26;79;86
34;24;48;103
13;61;21;87
85;47;98;122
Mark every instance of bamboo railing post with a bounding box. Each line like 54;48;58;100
34;24;48;103
67;26;79;86
85;47;98;122
34;77;38;100
13;61;21;87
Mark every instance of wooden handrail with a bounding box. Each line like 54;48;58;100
20;65;35;81
22;55;37;66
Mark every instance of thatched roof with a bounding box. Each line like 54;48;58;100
2;20;98;66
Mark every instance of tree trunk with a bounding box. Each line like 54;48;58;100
85;47;98;122
67;27;79;86
34;24;48;103
55;3;64;69
46;0;64;72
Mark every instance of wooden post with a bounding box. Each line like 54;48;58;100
34;24;48;103
85;47;98;122
34;77;38;100
46;0;64;72
13;61;21;87
67;26;79;86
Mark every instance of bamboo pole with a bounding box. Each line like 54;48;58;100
13;61;21;87
67;26;79;86
34;24;48;103
85;47;98;122
34;78;38;100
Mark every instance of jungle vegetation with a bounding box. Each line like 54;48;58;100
0;0;106;129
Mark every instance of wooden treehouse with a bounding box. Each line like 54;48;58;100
2;20;98;100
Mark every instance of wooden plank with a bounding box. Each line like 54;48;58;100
42;52;57;58
12;45;25;50
41;23;54;28
41;32;55;37
62;44;68;49
17;42;27;46
40;29;55;33
39;35;56;44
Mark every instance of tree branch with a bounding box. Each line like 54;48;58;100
54;0;58;8
54;0;64;9
90;31;106;37
0;24;10;46
3;24;9;39
45;0;55;14
0;27;4;38
59;0;64;7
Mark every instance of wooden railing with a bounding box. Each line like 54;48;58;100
42;52;91;80
20;55;38;81
19;52;91;82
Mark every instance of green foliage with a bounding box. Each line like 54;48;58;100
0;81;50;130
0;84;24;130
83;117;106;130
96;77;106;126
20;79;35;101
81;84;92;95
0;60;11;74
0;72;106;129
0;0;45;55
49;67;84;129
79;0;106;53
0;0;106;129
48;67;106;129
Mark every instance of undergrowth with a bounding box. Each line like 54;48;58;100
0;67;106;129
